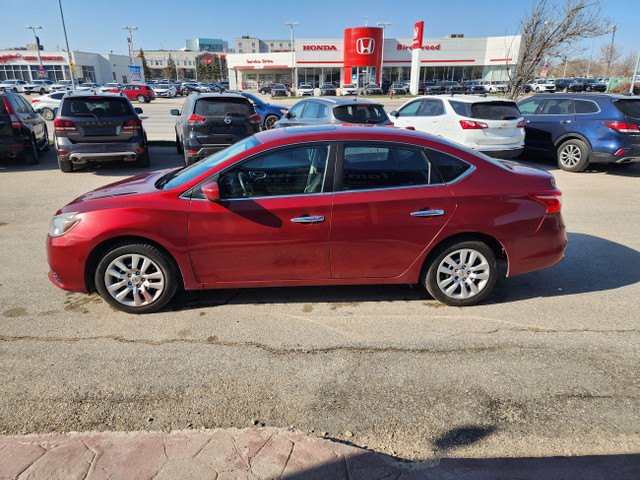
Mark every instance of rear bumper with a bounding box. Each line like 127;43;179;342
592;148;640;164
0;136;30;156
55;136;146;164
480;146;524;159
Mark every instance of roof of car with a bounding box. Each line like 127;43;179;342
193;92;247;99
293;97;384;106
521;93;634;100
62;91;124;98
420;94;516;103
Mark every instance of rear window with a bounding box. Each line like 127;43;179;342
471;101;521;120
194;98;253;117
0;97;7;114
333;104;388;124
61;97;133;117
614;99;640;119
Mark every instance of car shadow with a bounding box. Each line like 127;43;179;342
169;232;638;311
517;153;640;177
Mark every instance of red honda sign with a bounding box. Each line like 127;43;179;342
413;21;424;49
343;27;383;67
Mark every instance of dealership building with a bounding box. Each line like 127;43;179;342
226;29;521;90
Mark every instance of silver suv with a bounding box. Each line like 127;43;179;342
53;91;149;172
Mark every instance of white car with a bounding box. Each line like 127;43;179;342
0;80;27;93
30;91;66;120
99;82;122;93
50;80;79;92
389;95;525;159
528;79;556;93
340;84;358;95
152;84;177;97
76;83;102;91
489;81;509;93
24;80;55;95
297;84;314;96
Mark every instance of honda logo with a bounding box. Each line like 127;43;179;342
356;37;375;55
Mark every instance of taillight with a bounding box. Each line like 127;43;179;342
387;122;394;126
187;114;206;124
3;97;21;129
53;119;77;132
122;118;142;132
405;126;415;130
517;119;526;128
249;114;261;122
527;190;562;215
460;120;488;130
603;121;639;134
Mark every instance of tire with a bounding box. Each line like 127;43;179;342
137;95;146;104
424;240;498;306
264;115;279;130
42;126;50;152
94;243;179;314
176;134;184;154
137;150;150;167
557;139;590;172
41;107;55;121
58;156;72;172
39;88;45;95
184;148;196;166
24;136;39;165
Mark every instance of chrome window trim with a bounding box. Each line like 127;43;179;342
188;191;333;202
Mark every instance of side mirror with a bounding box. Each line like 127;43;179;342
202;181;220;202
170;109;180;116
284;111;291;119
390;110;398;117
134;107;143;114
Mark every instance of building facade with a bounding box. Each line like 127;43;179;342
234;36;292;54
185;38;228;52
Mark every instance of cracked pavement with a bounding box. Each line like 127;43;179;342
1;146;639;472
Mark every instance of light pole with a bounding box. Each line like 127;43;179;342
285;22;299;93
606;25;617;77
122;26;138;66
57;0;75;88
377;22;391;86
25;26;43;79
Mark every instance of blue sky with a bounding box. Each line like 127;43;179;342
2;0;637;61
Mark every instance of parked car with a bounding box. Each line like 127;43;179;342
578;78;607;93
488;81;509;93
98;82;121;93
233;91;288;130
554;78;586;93
258;83;274;95
50;80;79;92
275;97;392;128
171;92;261;166
53;91;149;172
441;81;466;94
270;83;288;98
361;84;383;95
46;125;567;314
30;91;66;120
0;80;28;93
23;80;55;95
461;80;489;94
419;81;446;95
390;95;525;159
181;83;206;95
297;84;314;96
517;93;640;171
0;91;49;164
527;79;557;93
390;82;409;95
152;84;178;98
108;84;156;103
340;84;359;96
76;83;102;92
320;84;337;96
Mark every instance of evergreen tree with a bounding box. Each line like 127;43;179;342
165;53;176;80
205;62;214;82
196;60;206;82
212;55;221;81
139;48;151;80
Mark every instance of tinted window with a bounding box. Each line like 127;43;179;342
50;92;65;100
341;144;440;190
426;149;472;183
219;145;329;198
194;98;253;117
613;99;640;118
61;98;133;117
575;100;599;114
301;102;322;119
397;101;421;117
518;98;543;115
540;99;575;115
420;99;445;116
333;104;388;124
449;101;469;117
471;101;521;120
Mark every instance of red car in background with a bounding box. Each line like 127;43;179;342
46;126;567;313
108;84;155;103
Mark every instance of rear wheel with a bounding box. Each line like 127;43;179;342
94;243;179;314
24;136;39;165
424;240;497;306
137;95;146;104
137;150;150;167
58;156;72;172
557;139;590;172
39;88;45;95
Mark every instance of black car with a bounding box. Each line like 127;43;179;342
320;84;337;96
578;78;607;93
270;84;288;98
461;80;490;94
441;81;466;94
258;83;273;95
419;81;446;95
362;84;383;95
554;79;586;93
171;93;261;166
0;92;49;165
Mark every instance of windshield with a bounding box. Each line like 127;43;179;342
158;136;262;190
333;104;389;124
343;84;355;88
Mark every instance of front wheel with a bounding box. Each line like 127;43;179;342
94;243;179;314
137;95;146;104
557;139;590;172
264;115;279;129
424;240;497;306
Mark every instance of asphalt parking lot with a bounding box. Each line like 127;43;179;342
0;95;639;463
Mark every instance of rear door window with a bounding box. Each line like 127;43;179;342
194;98;253;117
574;100;600;114
471;101;521;120
613;99;640;119
419;99;445;116
333;104;388;124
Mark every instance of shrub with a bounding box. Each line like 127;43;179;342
609;82;640;95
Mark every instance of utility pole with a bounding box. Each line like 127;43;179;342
285;22;299;93
122;26;138;66
606;25;617;77
377;22;391;86
57;0;75;88
25;26;44;79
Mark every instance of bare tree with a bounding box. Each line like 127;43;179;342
507;0;613;99
599;43;622;74
616;52;637;77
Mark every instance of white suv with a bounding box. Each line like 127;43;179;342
528;79;556;93
389;95;525;158
297;84;314;96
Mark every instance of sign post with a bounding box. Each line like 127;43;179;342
409;21;424;95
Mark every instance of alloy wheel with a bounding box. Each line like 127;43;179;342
103;253;165;308
435;248;491;300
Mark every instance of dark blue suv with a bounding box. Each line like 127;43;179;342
517;94;640;171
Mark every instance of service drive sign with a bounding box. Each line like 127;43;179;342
356;37;375;55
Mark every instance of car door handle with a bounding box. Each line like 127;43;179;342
561;120;573;124
411;210;445;218
291;216;325;224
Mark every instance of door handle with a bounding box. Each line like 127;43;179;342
411;210;445;218
561;120;573;124
291;216;325;224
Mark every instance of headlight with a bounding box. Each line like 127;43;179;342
49;212;81;237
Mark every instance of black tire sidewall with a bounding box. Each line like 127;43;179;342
557;139;589;172
94;243;178;314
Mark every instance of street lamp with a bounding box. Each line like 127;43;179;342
285;22;299;92
25;26;44;78
606;25;618;77
57;0;75;88
122;26;138;66
377;22;391;86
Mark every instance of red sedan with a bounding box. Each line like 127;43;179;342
107;84;155;103
47;126;566;313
